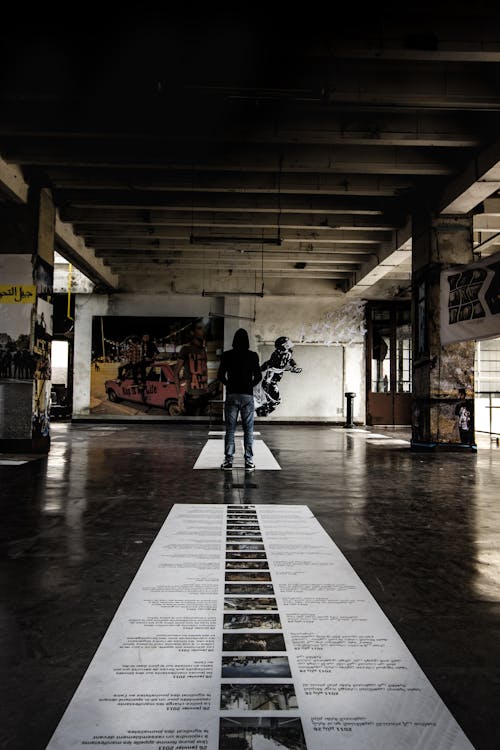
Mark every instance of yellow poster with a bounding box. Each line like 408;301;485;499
0;284;36;303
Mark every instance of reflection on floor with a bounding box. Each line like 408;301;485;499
1;423;500;750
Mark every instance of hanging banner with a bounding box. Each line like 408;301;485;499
440;250;500;344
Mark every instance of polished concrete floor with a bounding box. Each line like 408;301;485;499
1;423;500;750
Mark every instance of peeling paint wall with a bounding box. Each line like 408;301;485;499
254;297;366;346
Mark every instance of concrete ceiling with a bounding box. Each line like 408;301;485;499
2;8;500;296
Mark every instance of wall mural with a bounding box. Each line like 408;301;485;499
254;337;302;417
90;316;223;417
0;254;53;442
32;256;54;440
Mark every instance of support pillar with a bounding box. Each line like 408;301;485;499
0;187;55;453
411;212;476;450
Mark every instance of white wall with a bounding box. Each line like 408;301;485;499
257;343;345;421
253;296;366;422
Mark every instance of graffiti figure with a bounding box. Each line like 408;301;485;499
455;387;474;445
254;336;302;417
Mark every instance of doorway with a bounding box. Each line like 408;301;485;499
366;302;412;425
50;339;72;418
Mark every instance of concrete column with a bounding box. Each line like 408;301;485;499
411;212;476;450
0;188;55;452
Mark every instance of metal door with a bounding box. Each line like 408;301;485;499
366;303;412;425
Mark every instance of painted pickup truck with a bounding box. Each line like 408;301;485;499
105;362;185;415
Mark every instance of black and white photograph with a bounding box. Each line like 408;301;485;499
226;571;272;583
222;632;286;653
226;543;264;551
220;684;298;711
227;527;261;534
227;508;257;513
227;520;259;525
226;551;268;560
221;656;291;679
223;613;282;630
224;597;277;612
225;583;275;596
219;717;307;750
225;560;269;570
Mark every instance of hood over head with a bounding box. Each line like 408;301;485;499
232;328;250;350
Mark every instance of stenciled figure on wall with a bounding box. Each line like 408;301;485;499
254;336;302;417
455;387;474;445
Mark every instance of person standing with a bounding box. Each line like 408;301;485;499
217;328;262;471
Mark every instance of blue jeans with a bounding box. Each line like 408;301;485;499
224;393;255;463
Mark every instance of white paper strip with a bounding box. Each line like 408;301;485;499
194;439;281;470
45;504;474;750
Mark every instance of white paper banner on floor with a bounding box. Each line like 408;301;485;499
194;439;281;470
46;504;474;750
440;249;500;344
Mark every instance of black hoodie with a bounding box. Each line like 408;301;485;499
217;328;262;395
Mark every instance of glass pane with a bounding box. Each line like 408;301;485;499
371;325;391;392
396;322;412;393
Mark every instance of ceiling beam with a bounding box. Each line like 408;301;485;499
473;232;500;255
109;265;353;280
480;196;500;216
3;143;457;175
325;46;500;64
347;218;412;294
0;111;481;148
92;240;379;253
59;194;387;217
0;153;28;202
55;212;118;290
95;250;366;264
90;239;384;254
48;169;417;197
440;137;500;213
80;227;389;244
70;212;397;232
